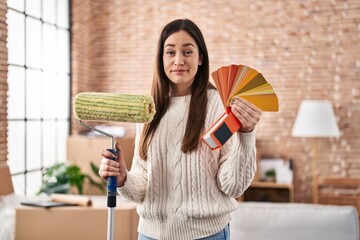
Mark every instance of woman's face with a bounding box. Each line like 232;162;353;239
163;30;202;96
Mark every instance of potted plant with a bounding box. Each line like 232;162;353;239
265;169;276;182
37;162;105;195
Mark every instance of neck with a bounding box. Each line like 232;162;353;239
170;86;192;97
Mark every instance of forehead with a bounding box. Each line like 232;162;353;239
164;30;197;47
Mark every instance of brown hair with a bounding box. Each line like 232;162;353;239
139;19;211;160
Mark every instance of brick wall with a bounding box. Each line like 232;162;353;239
71;0;93;134
71;0;360;202
0;0;7;163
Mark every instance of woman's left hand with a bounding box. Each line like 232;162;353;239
230;97;262;133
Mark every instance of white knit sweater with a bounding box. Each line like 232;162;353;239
118;89;257;240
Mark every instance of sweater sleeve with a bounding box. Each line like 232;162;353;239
117;124;148;203
216;130;257;198
206;89;257;198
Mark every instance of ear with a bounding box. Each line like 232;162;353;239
198;54;203;66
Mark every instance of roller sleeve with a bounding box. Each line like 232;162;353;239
74;92;156;123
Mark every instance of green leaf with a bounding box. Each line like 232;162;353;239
38;161;107;196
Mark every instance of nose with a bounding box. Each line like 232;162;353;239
174;54;185;66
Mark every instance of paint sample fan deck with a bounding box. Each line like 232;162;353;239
203;64;279;150
211;64;279;111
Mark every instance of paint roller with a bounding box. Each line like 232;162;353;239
73;92;156;240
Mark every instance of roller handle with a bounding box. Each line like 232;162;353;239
107;148;119;208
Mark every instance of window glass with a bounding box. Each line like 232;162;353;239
57;0;69;28
8;122;25;173
26;121;42;171
43;121;56;168
56;74;70;119
7;66;25;119
42;0;56;24
7;0;24;12
26;17;42;69
57;29;70;74
57;121;69;162
25;0;41;18
26;171;42;196
42;72;56;119
7;10;25;66
43;23;57;72
26;69;42;119
7;0;70;196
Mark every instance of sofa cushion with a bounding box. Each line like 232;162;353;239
230;202;359;240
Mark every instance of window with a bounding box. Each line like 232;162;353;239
7;0;71;196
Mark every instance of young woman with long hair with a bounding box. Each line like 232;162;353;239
99;19;262;240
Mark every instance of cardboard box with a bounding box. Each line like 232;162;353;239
15;197;139;240
67;135;135;194
0;165;14;196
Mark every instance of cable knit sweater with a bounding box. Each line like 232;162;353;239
118;89;257;240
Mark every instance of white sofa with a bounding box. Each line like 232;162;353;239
230;202;359;240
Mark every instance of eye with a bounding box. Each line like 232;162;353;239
166;50;175;56
184;50;193;56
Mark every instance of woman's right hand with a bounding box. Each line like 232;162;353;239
98;142;127;188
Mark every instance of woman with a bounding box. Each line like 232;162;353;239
99;19;262;240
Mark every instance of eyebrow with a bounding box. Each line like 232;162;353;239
164;43;195;48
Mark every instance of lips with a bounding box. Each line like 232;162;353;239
171;69;188;73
